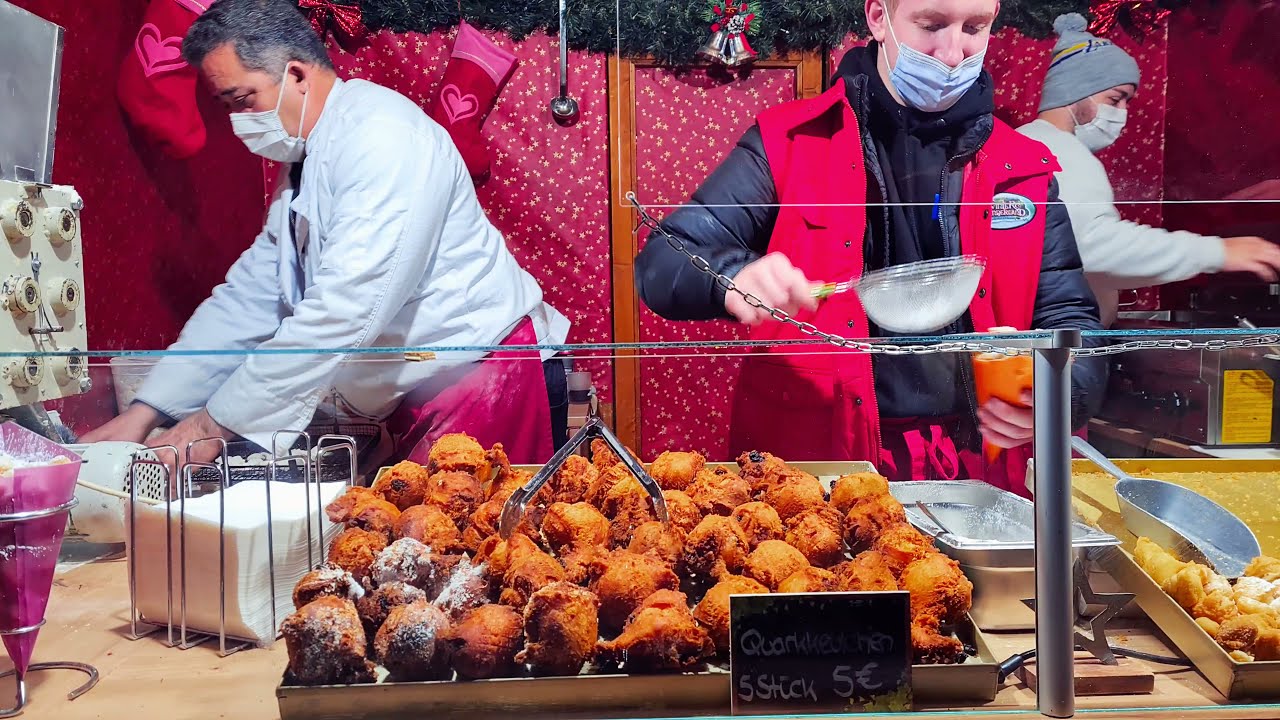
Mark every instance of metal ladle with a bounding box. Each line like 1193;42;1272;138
549;0;579;126
1071;436;1260;578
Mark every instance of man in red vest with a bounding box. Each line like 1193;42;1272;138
635;0;1107;495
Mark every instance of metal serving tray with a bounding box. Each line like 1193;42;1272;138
889;480;1119;632
276;615;999;720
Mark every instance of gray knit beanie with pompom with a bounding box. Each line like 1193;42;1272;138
1038;13;1141;112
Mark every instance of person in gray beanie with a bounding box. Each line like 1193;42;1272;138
1018;13;1280;326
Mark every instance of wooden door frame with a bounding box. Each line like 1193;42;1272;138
606;53;826;452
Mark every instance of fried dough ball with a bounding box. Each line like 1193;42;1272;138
604;476;657;547
500;550;567;608
394;503;463;553
663;490;703;533
282;596;376;686
591;550;681;633
1134;537;1187;586
744;540;810;591
375;599;452;681
485;442;513;491
447;604;525;679
1244;556;1280;583
518;582;601;676
327;527;389;582
293;563;364;609
1254;629;1280;661
488;468;532;504
693;575;769;653
786;510;846;568
1161;563;1212;611
549;454;598;504
426;471;485;529
1218;615;1269;654
371;461;431;510
433;558;493;620
356;581;426;633
732;502;784;549
836;550;899;592
473;533;541;580
901;552;973;626
597;589;716;672
778;567;838;594
761;473;827;521
648;451;707;492
736;450;791;494
541;502;610;552
1234;576;1280;604
427;432;490;480
370;537;432;587
325;486;377;524
346;495;401;539
829;472;891;514
874;524;936;573
911;616;966;665
460;497;538;554
843;494;909;551
586;464;633;509
628;521;686;569
687;468;752;516
682;515;751;585
561;543;611;586
1196;616;1222;639
1193;590;1241;626
591;438;640;475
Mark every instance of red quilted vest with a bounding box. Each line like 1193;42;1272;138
728;81;1062;495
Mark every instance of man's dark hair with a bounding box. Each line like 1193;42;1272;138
183;0;334;74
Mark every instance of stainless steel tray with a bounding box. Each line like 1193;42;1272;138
276;615;999;720
890;480;1119;568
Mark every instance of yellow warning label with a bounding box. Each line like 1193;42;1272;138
1222;370;1274;444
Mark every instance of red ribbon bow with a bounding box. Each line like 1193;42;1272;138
297;0;367;49
1088;0;1171;36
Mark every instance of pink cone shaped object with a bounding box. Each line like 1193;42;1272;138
0;423;82;678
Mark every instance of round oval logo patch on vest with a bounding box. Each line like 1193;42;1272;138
991;193;1037;230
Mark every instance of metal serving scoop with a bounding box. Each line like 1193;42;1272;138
1071;437;1260;578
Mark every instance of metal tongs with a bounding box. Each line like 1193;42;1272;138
1071;437;1260;578
498;409;668;538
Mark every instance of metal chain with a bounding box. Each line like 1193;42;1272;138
626;192;1280;357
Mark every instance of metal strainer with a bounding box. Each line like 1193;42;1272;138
853;255;986;334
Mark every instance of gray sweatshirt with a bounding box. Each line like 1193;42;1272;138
1017;119;1225;326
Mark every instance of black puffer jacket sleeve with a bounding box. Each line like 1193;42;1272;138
1033;177;1110;428
634;125;778;321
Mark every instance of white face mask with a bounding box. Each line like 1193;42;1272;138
230;66;309;162
1072;101;1127;153
884;11;987;113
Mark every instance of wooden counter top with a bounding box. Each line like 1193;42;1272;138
5;557;1280;720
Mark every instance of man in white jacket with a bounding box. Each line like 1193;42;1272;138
1018;13;1280;326
82;0;569;464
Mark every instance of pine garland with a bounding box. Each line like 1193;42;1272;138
342;0;1200;64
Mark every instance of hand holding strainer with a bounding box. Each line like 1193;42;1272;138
812;255;987;334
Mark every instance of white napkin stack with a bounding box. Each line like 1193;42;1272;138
127;481;347;645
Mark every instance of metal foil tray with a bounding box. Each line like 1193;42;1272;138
277;615;998;720
890;480;1119;567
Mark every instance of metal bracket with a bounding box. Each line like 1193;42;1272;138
498;411;667;538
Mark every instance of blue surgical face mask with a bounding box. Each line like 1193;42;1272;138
884;14;987;113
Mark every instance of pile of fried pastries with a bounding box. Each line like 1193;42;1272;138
1135;537;1280;662
281;434;974;685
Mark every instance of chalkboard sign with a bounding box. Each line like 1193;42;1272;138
729;591;912;715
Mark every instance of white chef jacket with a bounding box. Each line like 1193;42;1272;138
135;78;570;451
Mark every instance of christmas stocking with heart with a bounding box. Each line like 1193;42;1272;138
117;0;210;159
426;23;519;182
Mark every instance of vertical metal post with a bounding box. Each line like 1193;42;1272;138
1033;328;1079;718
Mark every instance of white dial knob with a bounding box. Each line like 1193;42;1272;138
47;278;81;315
5;357;44;388
52;352;85;384
3;276;39;315
1;200;37;243
44;207;77;245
